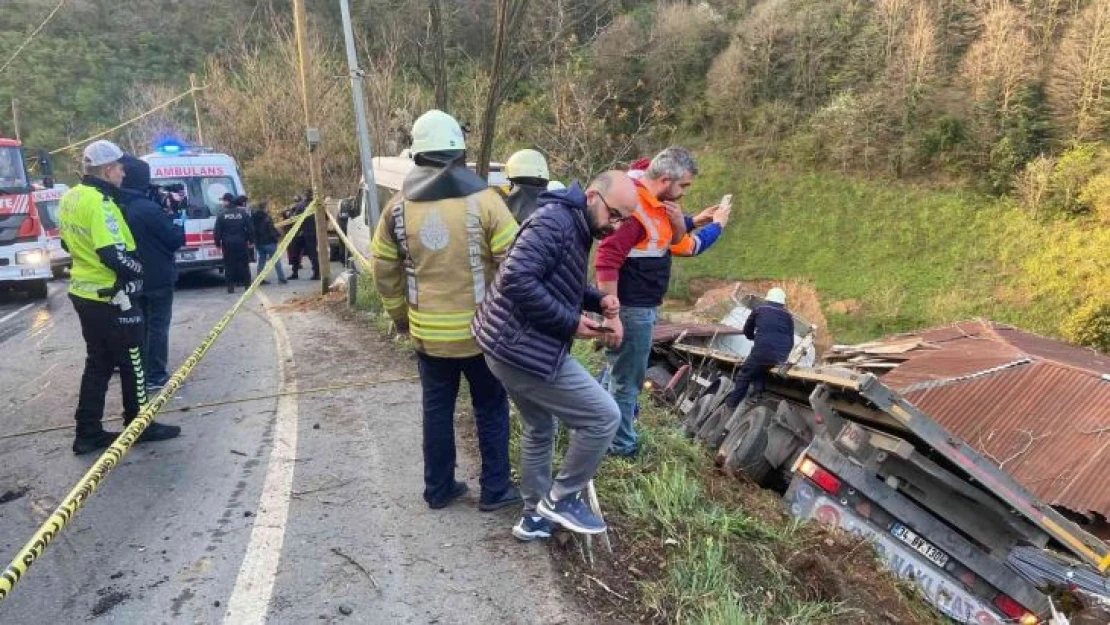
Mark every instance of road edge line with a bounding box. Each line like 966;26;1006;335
222;290;299;624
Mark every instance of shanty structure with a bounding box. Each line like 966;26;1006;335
827;320;1110;521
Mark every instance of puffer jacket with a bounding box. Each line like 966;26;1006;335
473;183;605;380
743;302;795;365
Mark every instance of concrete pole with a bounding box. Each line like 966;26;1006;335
292;0;331;292
339;0;380;230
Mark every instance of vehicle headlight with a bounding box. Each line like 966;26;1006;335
16;249;45;265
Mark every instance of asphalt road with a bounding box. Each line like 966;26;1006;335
0;268;584;624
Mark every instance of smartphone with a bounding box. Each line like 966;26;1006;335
720;194;733;211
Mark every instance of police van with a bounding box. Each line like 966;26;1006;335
31;183;71;278
142;144;247;274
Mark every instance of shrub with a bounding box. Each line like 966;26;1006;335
1050;143;1101;214
1015;155;1056;217
1061;297;1110;354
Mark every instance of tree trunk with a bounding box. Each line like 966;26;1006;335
428;0;448;110
476;0;514;179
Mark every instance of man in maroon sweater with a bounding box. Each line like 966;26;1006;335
595;147;712;456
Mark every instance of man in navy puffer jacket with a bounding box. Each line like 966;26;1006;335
474;171;640;540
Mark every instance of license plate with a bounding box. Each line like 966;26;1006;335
178;251;197;261
891;523;950;568
20;269;35;277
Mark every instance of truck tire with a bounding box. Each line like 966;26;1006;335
699;403;735;449
27;280;48;300
51;266;67;280
714;405;750;466
723;406;774;486
683;391;716;436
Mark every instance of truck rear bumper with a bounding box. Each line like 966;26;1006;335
785;478;1007;625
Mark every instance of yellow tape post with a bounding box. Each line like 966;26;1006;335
0;207;314;604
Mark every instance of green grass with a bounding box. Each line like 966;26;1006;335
565;345;940;625
674;151;1101;343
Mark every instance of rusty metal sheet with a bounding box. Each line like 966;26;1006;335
652;323;743;344
863;320;1110;518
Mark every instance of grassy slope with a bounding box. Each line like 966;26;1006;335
672;147;1098;344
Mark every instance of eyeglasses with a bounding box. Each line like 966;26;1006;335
596;192;630;225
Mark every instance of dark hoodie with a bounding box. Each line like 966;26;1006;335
119;155;185;290
503;180;547;224
472;183;606;380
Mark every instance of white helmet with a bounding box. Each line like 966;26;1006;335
410;109;465;155
546;180;566;191
506;149;550;180
766;287;787;305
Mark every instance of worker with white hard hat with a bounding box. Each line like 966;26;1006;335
372;109;522;512
725;287;796;410
502;148;552;223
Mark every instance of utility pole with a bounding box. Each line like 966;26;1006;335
339;0;380;229
189;73;205;146
11;99;20;142
292;0;331;293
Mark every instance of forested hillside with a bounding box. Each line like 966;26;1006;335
3;0;1109;346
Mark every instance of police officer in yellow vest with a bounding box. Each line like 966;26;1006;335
60;140;181;455
372;110;522;511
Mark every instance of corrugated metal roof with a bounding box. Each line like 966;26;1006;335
868;320;1110;518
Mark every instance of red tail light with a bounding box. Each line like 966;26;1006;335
798;458;842;495
992;593;1038;624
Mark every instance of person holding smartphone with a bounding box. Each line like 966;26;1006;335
473;171;640;539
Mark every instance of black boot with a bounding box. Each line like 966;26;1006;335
227;284;235;293
290;270;299;280
73;429;120;455
310;273;320;281
126;420;182;443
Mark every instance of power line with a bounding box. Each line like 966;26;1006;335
50;85;206;155
0;0;67;76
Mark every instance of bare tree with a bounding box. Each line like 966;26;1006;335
1048;0;1110;141
428;0;448;110
962;0;1035;116
118;83;192;154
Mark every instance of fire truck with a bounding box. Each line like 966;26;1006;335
31;183;71;278
0;137;53;298
141;143;247;275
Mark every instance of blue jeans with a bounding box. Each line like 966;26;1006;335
606;306;657;455
255;243;286;282
137;287;174;386
416;352;512;506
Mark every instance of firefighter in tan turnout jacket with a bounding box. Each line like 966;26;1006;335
371;109;522;511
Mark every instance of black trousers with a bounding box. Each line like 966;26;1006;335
222;242;252;287
726;359;774;409
71;295;148;435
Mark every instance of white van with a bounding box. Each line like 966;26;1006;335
31;183;71;278
347;156;509;259
142;146;246;274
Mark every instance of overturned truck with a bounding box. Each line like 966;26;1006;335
644;290;1110;624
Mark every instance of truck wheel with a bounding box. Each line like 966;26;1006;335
700;403;735;449
28;280;48;300
724;406;774;486
51;266;67;280
683;391;716;436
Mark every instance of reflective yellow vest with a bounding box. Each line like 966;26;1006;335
371;188;518;358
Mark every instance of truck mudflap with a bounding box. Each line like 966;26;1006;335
786;479;1008;625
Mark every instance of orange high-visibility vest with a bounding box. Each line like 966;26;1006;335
629;183;673;259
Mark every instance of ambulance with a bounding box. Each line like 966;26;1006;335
142;143;247;274
31;183;71;278
0;137;51;298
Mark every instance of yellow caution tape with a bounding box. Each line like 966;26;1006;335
323;209;371;273
0;207;314;604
